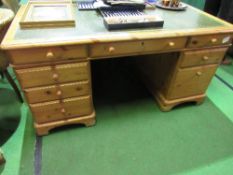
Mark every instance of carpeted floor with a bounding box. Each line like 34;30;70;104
1;57;233;175
41;98;233;175
40;59;233;175
0;88;21;146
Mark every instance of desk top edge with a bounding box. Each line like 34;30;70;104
1;4;233;50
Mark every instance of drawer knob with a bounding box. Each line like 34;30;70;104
52;73;59;80
46;51;54;59
45;90;51;95
56;90;62;96
211;38;218;43
109;46;115;53
192;40;198;45
76;86;82;91
168;42;175;47
203;56;209;61
196;71;202;76
61;108;66;114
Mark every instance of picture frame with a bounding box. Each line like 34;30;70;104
19;0;75;29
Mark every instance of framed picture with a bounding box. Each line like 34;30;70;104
19;1;75;29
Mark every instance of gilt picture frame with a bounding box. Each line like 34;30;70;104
19;0;75;29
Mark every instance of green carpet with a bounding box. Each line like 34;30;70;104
0;88;20;145
0;74;24;175
38;59;233;175
41;99;233;175
207;77;233;122
220;63;233;77
1;57;233;175
216;59;233;88
18;114;35;175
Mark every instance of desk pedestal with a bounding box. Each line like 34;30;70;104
136;47;227;111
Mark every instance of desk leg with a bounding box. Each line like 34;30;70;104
35;111;96;136
135;52;212;111
154;92;205;111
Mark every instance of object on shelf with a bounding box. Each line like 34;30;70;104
100;9;164;30
103;0;146;10
156;0;187;10
164;0;179;7
19;1;75;29
77;0;111;10
78;1;96;10
103;0;144;6
78;0;145;10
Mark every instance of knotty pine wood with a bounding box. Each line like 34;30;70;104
8;45;88;65
166;64;218;99
24;80;90;104
179;47;228;68
15;62;90;88
90;37;187;58
35;111;96;136
135;52;220;111
187;34;232;48
30;95;93;124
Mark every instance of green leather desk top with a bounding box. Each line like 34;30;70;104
1;3;233;49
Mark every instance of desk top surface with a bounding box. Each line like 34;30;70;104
1;3;233;49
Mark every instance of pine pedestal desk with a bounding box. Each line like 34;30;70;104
1;4;233;135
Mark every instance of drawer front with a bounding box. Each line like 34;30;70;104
8;45;87;65
187;34;232;48
15;62;90;88
24;81;90;104
180;47;227;68
167;65;217;99
90;38;186;58
143;38;186;52
30;96;93;124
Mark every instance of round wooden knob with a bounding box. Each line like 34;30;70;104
169;42;175;47
52;73;59;80
61;108;66;114
109;46;115;53
196;71;202;76
56;90;62;96
203;56;209;61
46;51;54;59
211;38;217;43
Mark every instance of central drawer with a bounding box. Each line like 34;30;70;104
8;45;88;65
24;81;90;104
90;37;187;58
30;95;93;124
15;62;90;88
